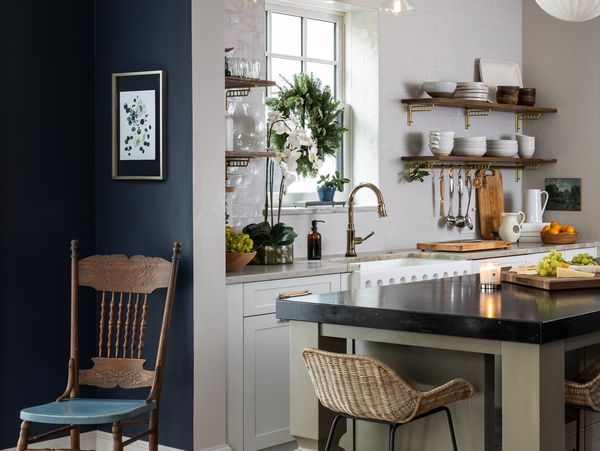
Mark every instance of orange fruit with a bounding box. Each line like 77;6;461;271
548;228;560;235
565;225;575;234
560;224;570;232
542;225;551;232
550;220;560;228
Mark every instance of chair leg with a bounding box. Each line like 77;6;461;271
388;423;400;451
442;407;459;451
576;409;581;451
149;410;159;451
16;420;30;451
112;421;123;451
324;414;343;451
71;424;80;450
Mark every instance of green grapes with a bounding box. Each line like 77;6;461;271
536;249;565;277
571;253;596;266
226;226;254;253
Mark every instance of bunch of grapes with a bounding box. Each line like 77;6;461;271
226;227;254;253
571;253;596;266
536;249;565;277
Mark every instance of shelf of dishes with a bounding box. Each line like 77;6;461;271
401;156;557;166
402;98;558;132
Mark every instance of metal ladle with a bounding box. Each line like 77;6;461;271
445;169;455;226
455;170;466;228
465;175;474;230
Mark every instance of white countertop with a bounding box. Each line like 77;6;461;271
225;241;599;284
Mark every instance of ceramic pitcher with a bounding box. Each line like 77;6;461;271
524;189;549;223
499;211;526;243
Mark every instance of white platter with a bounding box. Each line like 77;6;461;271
479;59;523;102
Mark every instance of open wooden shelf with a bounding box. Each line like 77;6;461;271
225;77;276;98
402;156;556;165
401;98;558;132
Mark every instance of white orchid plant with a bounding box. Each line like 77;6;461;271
264;111;321;224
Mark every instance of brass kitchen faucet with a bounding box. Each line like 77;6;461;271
346;183;388;257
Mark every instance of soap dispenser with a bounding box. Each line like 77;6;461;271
307;220;325;260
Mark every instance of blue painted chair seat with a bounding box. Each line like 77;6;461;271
20;399;156;425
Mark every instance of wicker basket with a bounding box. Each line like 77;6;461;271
540;231;578;245
226;252;257;272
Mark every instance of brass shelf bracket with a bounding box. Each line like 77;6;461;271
226;88;251;98
407;104;434;126
464;108;491;129
515;112;541;133
225;158;251;168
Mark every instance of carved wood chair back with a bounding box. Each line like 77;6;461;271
62;240;182;403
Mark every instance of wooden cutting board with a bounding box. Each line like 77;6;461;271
417;240;512;252
502;271;600;290
477;169;504;240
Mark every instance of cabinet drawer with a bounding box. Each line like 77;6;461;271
243;274;341;317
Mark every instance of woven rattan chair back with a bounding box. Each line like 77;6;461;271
302;348;420;423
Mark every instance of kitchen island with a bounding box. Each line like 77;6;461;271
277;273;600;451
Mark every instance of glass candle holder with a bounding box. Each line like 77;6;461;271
480;262;501;291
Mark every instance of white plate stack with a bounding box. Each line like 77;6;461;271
520;222;549;243
454;82;489;101
486;139;518;157
453;137;487;156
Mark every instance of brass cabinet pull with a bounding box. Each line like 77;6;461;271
278;290;311;300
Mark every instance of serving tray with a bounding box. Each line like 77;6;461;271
502;271;600;291
417;239;512;252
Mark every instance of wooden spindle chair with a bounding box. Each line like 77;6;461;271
16;240;182;451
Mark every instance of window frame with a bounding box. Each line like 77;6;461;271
265;2;350;204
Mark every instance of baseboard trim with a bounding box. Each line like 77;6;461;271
198;445;234;451
1;430;185;451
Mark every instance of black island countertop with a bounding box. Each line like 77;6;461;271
276;274;600;344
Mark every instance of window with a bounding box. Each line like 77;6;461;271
266;3;348;202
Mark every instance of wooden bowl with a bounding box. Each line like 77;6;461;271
540;231;578;245
226;251;257;272
497;95;519;105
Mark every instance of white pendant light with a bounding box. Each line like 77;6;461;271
381;0;414;16
535;0;600;22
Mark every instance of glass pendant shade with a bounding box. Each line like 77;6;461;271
535;0;600;22
381;0;414;16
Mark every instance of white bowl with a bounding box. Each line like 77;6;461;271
486;148;518;158
518;147;536;158
423;81;457;98
429;130;455;137
430;146;453;157
452;146;487;157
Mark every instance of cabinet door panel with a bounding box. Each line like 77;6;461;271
243;274;341;316
244;314;295;451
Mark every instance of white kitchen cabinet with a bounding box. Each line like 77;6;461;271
227;274;342;451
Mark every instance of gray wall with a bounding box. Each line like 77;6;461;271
94;0;194;449
523;2;600;237
0;0;96;448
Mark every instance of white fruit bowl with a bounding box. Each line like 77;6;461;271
423;81;457;98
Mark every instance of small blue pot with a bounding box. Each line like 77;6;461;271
317;186;337;202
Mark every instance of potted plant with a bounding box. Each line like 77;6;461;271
317;171;350;202
241;112;305;265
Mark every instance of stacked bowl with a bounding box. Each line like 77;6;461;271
453;137;486;156
516;134;536;158
486;139;518;157
496;86;520;104
429;130;455;156
520;222;550;243
518;88;536;106
423;81;457;99
454;82;489;101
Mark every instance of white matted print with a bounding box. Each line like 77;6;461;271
119;90;156;161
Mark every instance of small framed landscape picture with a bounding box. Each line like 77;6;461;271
112;70;166;180
545;178;581;211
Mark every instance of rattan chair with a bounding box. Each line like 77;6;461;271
302;348;475;451
565;359;600;451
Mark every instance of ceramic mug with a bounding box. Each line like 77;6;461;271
524;189;549;223
499;211;526;243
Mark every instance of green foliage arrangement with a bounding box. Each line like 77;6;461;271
266;73;347;177
318;171;350;192
242;222;298;249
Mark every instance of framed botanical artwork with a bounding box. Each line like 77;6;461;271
545;178;581;211
112;70;166;180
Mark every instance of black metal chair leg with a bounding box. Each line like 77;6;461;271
442;407;459;451
324;414;343;451
388;423;400;451
576;409;581;451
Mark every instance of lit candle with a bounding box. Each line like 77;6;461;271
480;262;502;290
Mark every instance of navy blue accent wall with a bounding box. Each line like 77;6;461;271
94;1;194;449
0;0;96;448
